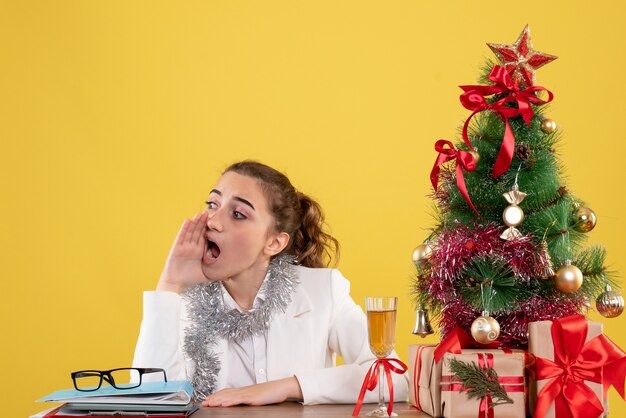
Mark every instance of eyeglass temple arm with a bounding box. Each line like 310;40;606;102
138;368;168;382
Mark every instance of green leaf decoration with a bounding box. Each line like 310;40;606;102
447;358;514;408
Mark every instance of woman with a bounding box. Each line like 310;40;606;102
132;160;408;406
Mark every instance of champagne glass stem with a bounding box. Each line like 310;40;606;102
378;363;386;411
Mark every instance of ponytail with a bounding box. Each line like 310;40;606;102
290;192;340;268
224;160;340;268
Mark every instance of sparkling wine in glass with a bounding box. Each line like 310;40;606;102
365;297;398;417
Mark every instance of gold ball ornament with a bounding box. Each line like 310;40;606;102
596;284;624;318
502;205;524;227
540;118;557;133
574;207;597;233
470;315;501;344
412;243;433;264
555;261;583;293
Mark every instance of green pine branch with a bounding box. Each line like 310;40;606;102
460;255;530;313
478;59;498;84
447;358;514;408
575;245;620;294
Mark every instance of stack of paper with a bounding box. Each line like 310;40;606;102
34;380;198;417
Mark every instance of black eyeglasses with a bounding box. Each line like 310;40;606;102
71;368;167;392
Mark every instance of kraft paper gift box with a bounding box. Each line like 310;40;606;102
528;317;607;418
409;344;441;417
440;351;525;418
409;345;528;418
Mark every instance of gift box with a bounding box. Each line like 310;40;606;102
408;344;441;417
528;316;606;418
409;344;528;418
440;351;525;418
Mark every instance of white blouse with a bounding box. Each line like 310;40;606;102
220;282;269;388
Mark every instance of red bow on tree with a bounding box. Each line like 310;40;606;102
532;315;626;418
430;139;480;217
459;65;553;177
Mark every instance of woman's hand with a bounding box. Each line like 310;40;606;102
157;212;210;294
201;377;303;407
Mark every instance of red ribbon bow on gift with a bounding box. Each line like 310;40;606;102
433;327;500;364
532;314;626;418
430;139;480;217
459;65;553;177
352;358;408;417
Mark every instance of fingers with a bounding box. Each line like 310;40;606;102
176;213;203;245
190;212;208;245
174;218;192;246
201;388;245;407
202;385;255;406
221;398;242;407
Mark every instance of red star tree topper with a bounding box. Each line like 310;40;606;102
487;25;557;88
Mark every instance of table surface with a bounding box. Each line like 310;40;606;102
189;402;430;417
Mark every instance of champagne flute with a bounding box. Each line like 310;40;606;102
365;297;398;417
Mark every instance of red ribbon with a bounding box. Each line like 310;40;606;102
459;65;553;177
431;139;480;217
531;315;626;418
433;327;499;364
412;345;426;411
478;353;495;418
352;358;408;417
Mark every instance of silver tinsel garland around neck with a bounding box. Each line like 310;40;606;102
182;254;298;401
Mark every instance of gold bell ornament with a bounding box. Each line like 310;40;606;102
412;303;434;337
596;283;624;318
539;240;555;279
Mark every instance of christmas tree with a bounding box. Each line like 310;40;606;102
412;25;624;348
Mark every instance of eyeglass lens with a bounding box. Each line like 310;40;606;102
73;371;102;391
74;368;142;391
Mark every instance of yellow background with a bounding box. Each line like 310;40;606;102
2;1;625;416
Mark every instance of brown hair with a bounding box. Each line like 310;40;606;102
223;160;340;268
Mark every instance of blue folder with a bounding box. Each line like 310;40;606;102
37;380;194;405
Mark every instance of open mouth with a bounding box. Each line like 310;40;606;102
205;239;221;261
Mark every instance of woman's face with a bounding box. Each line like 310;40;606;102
201;171;287;281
